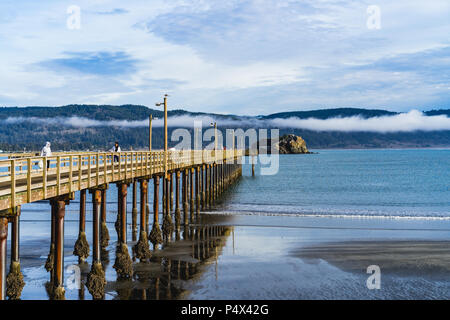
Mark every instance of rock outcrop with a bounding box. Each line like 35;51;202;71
251;134;313;154
276;134;310;154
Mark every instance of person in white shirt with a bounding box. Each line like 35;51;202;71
40;141;52;169
109;141;121;162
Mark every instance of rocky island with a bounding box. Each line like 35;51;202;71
276;134;312;154
254;134;314;154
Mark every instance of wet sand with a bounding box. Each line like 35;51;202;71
291;240;450;280
184;213;450;300
9;212;450;299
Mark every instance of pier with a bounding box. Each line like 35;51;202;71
0;149;243;299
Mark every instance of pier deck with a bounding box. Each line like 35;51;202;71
0;149;243;213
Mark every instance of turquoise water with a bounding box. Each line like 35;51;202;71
220;149;450;219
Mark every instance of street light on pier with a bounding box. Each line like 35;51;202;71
210;122;217;151
148;114;152;152
156;94;169;179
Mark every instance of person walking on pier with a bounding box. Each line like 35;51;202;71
110;141;121;163
40;141;52;170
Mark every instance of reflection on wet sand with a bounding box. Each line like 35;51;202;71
40;213;232;300
291;240;450;281
108;215;232;300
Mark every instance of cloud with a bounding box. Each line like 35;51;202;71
39;51;138;75
268;110;450;132
0;0;449;113
2;110;450;133
93;8;129;15
1;115;245;128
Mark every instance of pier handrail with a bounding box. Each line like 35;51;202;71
0;149;243;212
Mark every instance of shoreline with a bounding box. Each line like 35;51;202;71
8;211;450;299
185;213;450;299
2;147;450;155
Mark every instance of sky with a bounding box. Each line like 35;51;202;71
0;0;449;116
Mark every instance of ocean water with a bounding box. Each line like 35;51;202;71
218;149;450;219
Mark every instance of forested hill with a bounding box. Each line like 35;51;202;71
261;108;397;119
1;104;448;120
262;108;450;119
0;104;449;151
0;104;240;121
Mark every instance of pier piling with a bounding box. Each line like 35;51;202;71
201;165;206;211
205;164;209;209
132;180;138;242
74;189;89;262
133;179;151;261
190;168;195;222
170;173;174;212
52;197;70;299
210;164;214;206
6;209;25;300
149;176;162;248
113;183;133;279
183;170;188;226
0;217;7;300
175;171;181;230
195;167;200;216
119;183;128;244
162;175;174;241
100;187;109;248
45;204;56;275
87;188;106;299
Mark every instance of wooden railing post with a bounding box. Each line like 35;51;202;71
69;155;73;194
118;153;122;180
96;153;100;186
10;160;15;207
103;153;107;184
78;155;82;191
125;153;128;180
56;156;61;196
111;153;115;181
131;152;134;179
43;157;47;199
27;158;31;203
88;155;91;189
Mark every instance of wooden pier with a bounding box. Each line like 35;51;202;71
0;149;243;299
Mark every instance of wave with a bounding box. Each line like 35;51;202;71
206;210;450;221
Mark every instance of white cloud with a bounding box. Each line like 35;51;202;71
3;110;450;133
0;0;448;113
269;110;450;132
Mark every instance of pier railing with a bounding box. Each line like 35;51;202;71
0;149;243;212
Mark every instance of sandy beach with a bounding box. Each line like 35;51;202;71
12;211;450;300
183;213;450;300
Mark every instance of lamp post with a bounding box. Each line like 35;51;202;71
149;114;152;151
156;94;169;179
210;122;217;151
